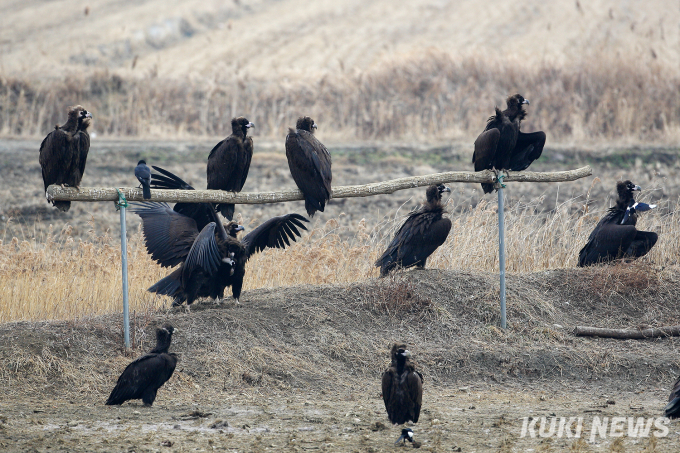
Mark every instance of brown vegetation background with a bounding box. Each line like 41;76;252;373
1;0;678;142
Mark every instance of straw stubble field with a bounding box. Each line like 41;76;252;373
1;139;680;451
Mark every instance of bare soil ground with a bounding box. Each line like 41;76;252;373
2;269;680;451
2;140;680;451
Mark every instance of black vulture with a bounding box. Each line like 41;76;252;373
472;94;545;193
139;205;308;305
665;376;680;419
382;344;423;445
375;184;452;277
135;160;152;199
285;116;332;217
578;181;658;267
39;105;92;211
207;117;254;220
132;170;309;305
106;325;178;406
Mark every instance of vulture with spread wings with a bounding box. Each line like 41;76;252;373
39;105;93;211
134;168;308;305
472;94;545;193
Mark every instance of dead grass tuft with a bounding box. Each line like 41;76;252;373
360;276;433;317
589;261;660;297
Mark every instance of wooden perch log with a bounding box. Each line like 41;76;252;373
47;166;592;204
574;325;680;339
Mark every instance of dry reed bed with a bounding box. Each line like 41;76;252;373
1;192;677;324
2;52;679;142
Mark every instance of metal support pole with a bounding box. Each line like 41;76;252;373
117;198;131;349
497;186;507;329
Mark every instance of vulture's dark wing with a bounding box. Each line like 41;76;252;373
149;166;214;231
74;129;90;183
151;165;195;190
472;129;499;171
241;213;309;260
130;202;200;267
182;222;222;277
472;128;500;194
578;223;638;267
377;211;451;271
207;137;240;192
285;130;332;216
39;128;72;191
105;353;177;405
235;137;254;191
381;368;395;416
665;377;680;419
148;267;183;301
509;130;546;171
406;371;423;423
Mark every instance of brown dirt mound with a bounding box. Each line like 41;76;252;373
2;266;679;403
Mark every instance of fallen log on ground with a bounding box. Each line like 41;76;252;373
574;325;680;339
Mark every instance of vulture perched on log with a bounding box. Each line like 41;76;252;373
578;181;658;267
375;184;452;277
207;116;254;220
135;160;152;199
285;116;332;217
472;94;546;193
133;168;309;306
665;376;680;419
106;325;177;406
382;344;423;445
39;105;93;211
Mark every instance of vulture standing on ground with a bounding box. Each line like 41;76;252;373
285;116;332;217
39;105;93;211
133;167;309;306
135;160;152;199
375;184;452;277
578;181;658;267
207;116;254;220
665;377;680;418
382;344;423;445
106;325;178;406
472;94;546;193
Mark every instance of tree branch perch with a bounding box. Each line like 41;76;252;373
46;166;592;204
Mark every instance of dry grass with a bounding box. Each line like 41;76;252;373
1;52;679;143
2;191;679;324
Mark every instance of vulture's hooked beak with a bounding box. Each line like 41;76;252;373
246;122;254;128
441;185;452;193
633;185;641;191
84;111;93;119
235;225;245;232
522;99;530;105
401;349;412;359
312;123;318;129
